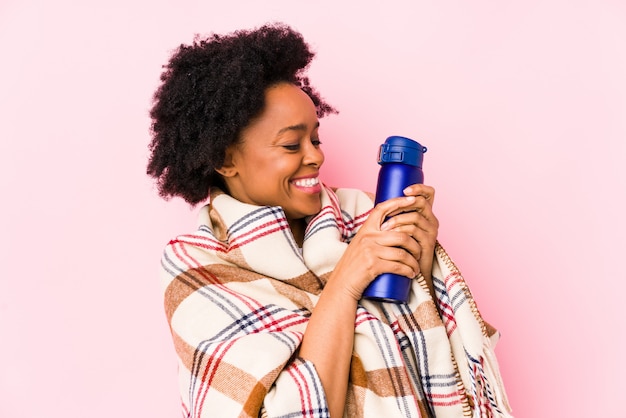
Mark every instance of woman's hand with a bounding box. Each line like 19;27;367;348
329;184;439;301
381;184;439;288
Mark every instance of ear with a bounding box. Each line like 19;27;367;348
215;146;237;177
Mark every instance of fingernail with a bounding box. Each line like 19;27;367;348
381;221;390;231
405;196;415;203
403;186;412;194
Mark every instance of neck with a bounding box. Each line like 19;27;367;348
288;218;306;247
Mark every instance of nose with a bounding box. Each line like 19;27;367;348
303;140;324;168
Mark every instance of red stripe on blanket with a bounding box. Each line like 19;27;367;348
169;241;221;290
307;186;372;238
229;218;290;246
306;205;335;226
168;251;282;334
287;361;314;418
430;398;464;407
428;390;464;407
173;235;227;253
229;224;291;250
195;338;237;417
354;309;378;327
438;301;458;336
171;241;264;320
444;271;463;291
252;310;309;334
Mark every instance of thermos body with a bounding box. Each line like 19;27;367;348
374;164;424;205
362;136;427;304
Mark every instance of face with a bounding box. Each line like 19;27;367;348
218;82;325;221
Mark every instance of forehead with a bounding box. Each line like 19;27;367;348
240;83;319;141
262;83;318;121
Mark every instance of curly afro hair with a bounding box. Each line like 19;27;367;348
147;23;337;205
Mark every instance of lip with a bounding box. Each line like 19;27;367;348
290;173;319;181
290;173;322;193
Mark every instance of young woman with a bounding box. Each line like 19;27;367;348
147;23;512;418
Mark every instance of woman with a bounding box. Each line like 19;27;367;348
147;23;512;418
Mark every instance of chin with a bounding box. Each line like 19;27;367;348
289;205;322;220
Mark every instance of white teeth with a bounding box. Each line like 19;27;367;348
292;177;319;187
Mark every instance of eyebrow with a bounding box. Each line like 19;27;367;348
277;121;320;136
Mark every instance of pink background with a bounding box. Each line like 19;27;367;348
1;1;624;417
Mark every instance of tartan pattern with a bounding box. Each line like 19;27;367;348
160;185;512;417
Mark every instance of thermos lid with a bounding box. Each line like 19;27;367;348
378;136;427;168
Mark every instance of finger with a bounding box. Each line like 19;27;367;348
369;196;418;226
374;231;422;260
384;224;433;257
384;193;434;219
403;184;436;205
377;246;420;278
381;216;439;256
381;206;435;232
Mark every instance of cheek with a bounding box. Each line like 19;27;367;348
274;158;300;176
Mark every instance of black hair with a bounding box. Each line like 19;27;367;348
147;23;336;204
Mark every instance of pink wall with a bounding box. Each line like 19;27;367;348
1;1;624;416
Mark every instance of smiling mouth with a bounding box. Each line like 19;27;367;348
291;177;320;188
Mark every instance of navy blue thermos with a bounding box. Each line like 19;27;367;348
362;136;427;303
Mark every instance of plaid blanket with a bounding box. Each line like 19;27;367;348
160;185;512;417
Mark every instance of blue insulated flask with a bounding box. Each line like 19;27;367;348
362;136;427;303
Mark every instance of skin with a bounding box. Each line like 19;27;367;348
217;82;325;245
218;82;439;416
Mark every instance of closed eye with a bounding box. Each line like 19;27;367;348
282;138;322;151
282;144;300;151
